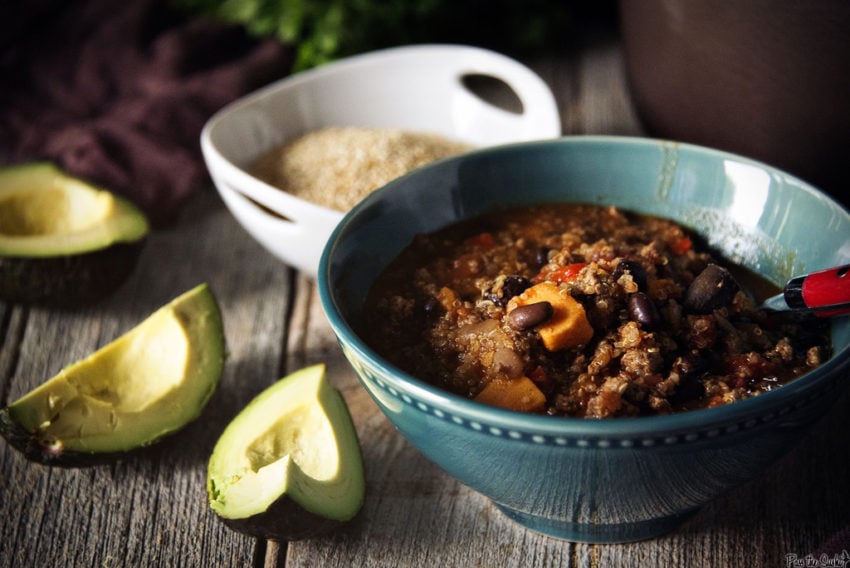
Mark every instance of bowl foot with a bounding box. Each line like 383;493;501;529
494;503;697;543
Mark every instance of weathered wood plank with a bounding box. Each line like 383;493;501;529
0;305;27;404
531;30;643;137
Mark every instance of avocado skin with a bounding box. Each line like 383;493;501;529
219;493;358;541
0;240;145;307
0;407;137;467
0;405;183;467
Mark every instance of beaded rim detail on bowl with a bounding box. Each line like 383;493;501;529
353;357;835;449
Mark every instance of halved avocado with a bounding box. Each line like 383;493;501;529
0;283;224;466
0;162;149;306
207;364;365;540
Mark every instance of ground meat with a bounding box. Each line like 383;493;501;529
360;204;832;417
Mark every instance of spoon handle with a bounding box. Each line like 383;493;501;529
781;264;850;316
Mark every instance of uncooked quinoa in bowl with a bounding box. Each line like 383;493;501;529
251;126;473;212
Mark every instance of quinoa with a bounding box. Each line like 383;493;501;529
251;126;473;212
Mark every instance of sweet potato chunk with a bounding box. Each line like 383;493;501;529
474;376;546;412
436;286;457;311
507;282;593;351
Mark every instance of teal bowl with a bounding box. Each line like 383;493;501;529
318;136;850;543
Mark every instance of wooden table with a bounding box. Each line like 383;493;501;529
2;25;849;568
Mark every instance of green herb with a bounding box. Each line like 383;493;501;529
171;0;575;71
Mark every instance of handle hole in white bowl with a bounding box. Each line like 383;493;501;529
460;73;524;115
245;195;291;222
221;180;293;222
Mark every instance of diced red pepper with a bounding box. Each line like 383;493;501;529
540;262;587;284
725;353;777;387
529;365;553;393
467;232;495;249
529;365;548;384
670;236;692;255
706;396;725;408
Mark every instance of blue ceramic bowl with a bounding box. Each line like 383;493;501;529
318;136;850;543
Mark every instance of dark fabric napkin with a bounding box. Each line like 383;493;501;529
0;0;292;225
813;525;850;559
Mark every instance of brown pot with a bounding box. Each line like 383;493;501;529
620;0;850;205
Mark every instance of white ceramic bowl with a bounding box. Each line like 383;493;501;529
201;44;561;276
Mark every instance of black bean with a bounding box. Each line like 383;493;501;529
535;247;551;267
422;296;443;319
675;352;708;378
613;258;648;291
486;275;532;306
684;264;740;313
672;375;705;403
503;276;532;300
508;301;553;330
670;353;708;403
628;292;660;328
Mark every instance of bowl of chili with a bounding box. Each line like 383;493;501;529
318;136;850;542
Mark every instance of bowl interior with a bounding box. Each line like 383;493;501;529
321;136;850;421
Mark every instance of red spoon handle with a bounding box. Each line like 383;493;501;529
785;264;850;315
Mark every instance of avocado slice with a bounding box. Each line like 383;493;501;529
0;283;225;466
207;364;365;540
0;162;149;306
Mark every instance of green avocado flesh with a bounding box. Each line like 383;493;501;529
0;162;149;305
0;162;148;257
0;284;224;464
207;364;365;540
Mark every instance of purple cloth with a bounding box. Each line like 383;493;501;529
814;525;850;557
1;0;291;225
